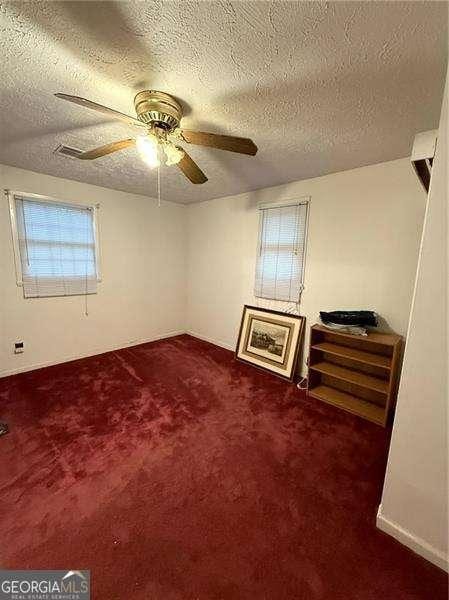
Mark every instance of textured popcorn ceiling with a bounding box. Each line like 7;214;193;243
0;1;447;204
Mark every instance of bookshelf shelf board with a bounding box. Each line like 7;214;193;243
311;342;391;369
308;385;385;425
310;361;389;394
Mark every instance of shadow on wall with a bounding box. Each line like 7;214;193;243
373;315;396;334
217;57;447;180
0;107;118;145
16;2;154;90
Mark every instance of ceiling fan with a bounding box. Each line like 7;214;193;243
55;90;258;184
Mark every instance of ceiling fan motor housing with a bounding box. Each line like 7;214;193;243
134;90;182;131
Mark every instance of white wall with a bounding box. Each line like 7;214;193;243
0;164;187;376
0;158;427;381
186;158;426;373
378;72;448;570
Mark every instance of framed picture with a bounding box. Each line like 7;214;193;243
235;305;305;381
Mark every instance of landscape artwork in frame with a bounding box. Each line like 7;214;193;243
236;305;305;381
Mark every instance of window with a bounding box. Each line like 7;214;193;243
254;200;309;302
9;192;100;298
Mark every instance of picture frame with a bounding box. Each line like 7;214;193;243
235;305;306;381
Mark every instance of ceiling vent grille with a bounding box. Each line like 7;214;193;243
53;144;83;159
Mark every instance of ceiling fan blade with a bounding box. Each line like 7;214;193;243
176;149;208;184
179;129;257;156
55;93;146;129
77;139;136;160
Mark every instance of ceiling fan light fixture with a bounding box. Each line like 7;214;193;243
136;134;160;168
163;143;184;166
55;90;257;185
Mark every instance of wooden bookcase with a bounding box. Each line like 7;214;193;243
307;324;402;427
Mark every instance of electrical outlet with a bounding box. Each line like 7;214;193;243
14;341;24;354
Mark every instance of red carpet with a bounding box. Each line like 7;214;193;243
0;334;446;599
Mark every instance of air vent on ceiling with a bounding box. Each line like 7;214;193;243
53;144;83;158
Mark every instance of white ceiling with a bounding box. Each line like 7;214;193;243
0;1;447;204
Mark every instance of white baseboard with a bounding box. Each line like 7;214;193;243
0;330;185;378
186;330;234;352
377;505;448;572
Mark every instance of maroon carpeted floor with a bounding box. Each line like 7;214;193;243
0;335;446;599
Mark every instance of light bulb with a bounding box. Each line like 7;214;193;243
163;143;185;166
136;134;160;168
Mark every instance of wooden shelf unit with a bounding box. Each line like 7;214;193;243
307;325;402;426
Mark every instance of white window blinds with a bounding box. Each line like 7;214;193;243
13;195;98;298
255;201;308;302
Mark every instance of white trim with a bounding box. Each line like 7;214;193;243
257;195;311;210
7;190;23;286
301;198;310;296
92;204;102;282
186;330;235;352
0;330;185;378
377;505;448;572
5;188;94;211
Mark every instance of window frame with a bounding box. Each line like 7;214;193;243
7;189;102;289
255;196;310;302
